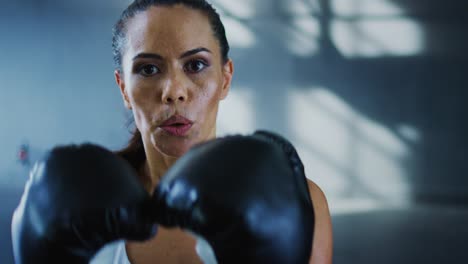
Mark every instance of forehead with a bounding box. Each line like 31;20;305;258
125;5;218;57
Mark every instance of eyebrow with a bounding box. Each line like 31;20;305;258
132;47;212;61
180;47;212;58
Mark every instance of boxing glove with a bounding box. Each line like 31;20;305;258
152;131;314;264
11;144;157;264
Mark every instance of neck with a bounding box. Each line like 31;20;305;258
141;127;217;193
140;148;178;193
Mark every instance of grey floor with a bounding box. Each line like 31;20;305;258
333;205;468;263
1;186;467;264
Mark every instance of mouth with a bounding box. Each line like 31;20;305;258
159;114;194;137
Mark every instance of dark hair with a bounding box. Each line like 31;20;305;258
113;0;230;171
112;0;230;72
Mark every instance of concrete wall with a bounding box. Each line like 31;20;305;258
1;0;468;263
1;0;467;209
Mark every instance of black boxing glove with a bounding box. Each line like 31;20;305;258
253;130;313;214
152;131;314;264
11;144;157;264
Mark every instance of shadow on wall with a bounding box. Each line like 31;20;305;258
295;0;468;206
214;0;468;210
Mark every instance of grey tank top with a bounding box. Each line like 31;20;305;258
90;237;217;264
91;240;130;264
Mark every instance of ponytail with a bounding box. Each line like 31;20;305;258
115;128;146;171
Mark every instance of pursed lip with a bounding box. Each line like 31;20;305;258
159;114;194;136
160;114;193;126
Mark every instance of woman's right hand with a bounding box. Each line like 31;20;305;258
11;144;157;264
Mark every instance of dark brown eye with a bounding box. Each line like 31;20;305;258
184;60;208;73
139;65;160;76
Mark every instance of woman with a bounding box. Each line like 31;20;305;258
99;0;333;263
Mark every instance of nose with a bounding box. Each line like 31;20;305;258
161;75;189;104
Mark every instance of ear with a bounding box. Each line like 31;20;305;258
115;70;132;109
219;59;234;101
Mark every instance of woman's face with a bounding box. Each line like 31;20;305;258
116;5;233;157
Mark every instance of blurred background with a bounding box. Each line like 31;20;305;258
1;0;467;263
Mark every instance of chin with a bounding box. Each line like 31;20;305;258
160;145;190;158
152;132;195;158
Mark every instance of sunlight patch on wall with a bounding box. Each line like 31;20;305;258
354;128;410;200
292;89;354;166
331;18;423;58
331;0;404;17
284;16;321;57
289;88;415;212
222;16;256;48
212;0;255;19
330;0;423;57
217;88;255;136
358;117;410;159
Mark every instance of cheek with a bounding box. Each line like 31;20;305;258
193;79;223;121
129;77;157;100
127;81;161;129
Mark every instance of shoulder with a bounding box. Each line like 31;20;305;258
306;180;329;213
306;180;333;264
